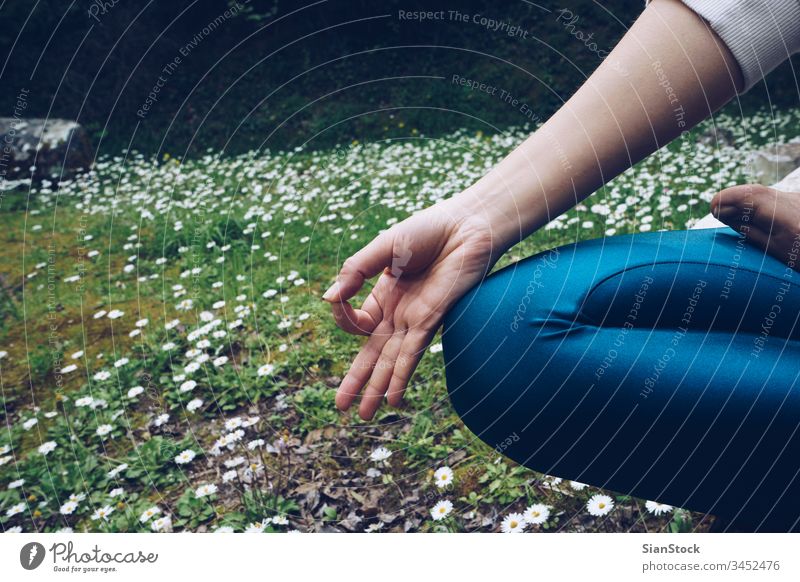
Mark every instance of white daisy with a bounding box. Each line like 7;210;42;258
91;505;115;521
369;446;391;462
244;521;266;533
96;424;113;437
5;502;26;517
151;515;172;532
174;449;196;464
645;500;674;516
38;441;57;455
75;396;94;407
501;512;527;533
431;499;453;521
60;500;79;515
127;386;144;398
195;483;218;498
107;463;128;478
433;466;454;488
587;494;614;517
523;503;550;525
139;506;161;522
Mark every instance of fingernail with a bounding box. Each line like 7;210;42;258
322;281;339;301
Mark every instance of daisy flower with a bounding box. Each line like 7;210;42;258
151;515;172;532
369;446;392;462
645;500;674;516
6;502;26;517
431;499;453;521
587;494;614;517
523;504;550;525
433;466;454;488
60;500;79;515
128;386;144;398
96;424;113;437
139;506;161;522
174;449;197;464
195;484;218;498
91;505;115;521
569;481;588;491
38;441;57;455
107;464;128;478
501;512;527;533
180;380;197;393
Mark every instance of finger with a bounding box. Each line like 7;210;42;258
722;213;773;254
335;321;393;411
386;328;434;407
330;300;378;336
324;230;395;302
358;290;383;326
711;184;769;211
358;331;404;420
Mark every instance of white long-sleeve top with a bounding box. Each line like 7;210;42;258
680;0;800;91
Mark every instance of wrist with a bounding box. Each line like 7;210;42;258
443;185;529;262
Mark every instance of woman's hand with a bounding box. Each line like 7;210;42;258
323;198;498;420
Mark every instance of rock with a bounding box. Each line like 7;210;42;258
0;117;92;182
744;142;800;186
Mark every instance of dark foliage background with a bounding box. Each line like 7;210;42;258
1;0;797;157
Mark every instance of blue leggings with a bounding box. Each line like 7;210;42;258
442;228;800;531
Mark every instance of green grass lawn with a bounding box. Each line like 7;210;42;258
0;107;795;533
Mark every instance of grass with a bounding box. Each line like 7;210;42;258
0;107;796;532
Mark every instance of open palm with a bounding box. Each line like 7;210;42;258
324;202;497;420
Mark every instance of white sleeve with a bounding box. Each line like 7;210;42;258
680;0;800;92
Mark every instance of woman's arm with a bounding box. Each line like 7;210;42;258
457;0;742;260
325;0;788;419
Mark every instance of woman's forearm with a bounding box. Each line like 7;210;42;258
454;0;743;256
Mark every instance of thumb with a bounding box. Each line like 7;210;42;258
323;230;395;302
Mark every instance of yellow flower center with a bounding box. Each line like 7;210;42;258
599;503;605;509
510;520;518;528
